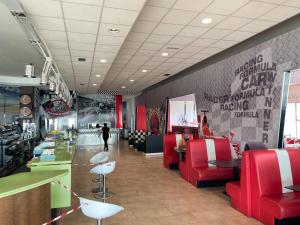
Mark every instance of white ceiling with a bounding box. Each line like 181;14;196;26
0;1;44;77
16;0;300;93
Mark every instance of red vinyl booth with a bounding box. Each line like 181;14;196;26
249;150;300;225
184;138;234;187
226;151;252;216
163;134;193;169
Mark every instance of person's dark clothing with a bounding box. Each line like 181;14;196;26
102;126;110;149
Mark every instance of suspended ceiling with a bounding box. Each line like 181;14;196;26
8;0;300;93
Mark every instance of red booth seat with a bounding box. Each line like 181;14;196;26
163;134;193;169
226;151;252;216
184;138;234;187
250;150;300;225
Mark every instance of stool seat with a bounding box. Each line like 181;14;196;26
80;197;124;220
90;152;110;164
90;161;116;175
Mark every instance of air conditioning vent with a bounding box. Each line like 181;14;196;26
164;73;171;77
78;58;86;62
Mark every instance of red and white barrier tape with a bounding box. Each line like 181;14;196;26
73;163;95;166
54;180;79;199
42;205;82;225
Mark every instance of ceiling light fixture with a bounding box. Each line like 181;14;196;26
95;74;101;77
142;69;148;73
121;85;126;89
130;79;134;82
161;52;169;57
92;83;97;86
100;59;107;63
109;28;120;33
201;17;213;24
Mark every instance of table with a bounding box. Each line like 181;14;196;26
285;185;300;192
174;146;186;161
208;159;241;180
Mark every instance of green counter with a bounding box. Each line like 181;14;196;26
30;140;76;208
0;170;68;198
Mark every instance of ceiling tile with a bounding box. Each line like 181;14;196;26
165;57;184;63
126;32;149;42
39;30;67;42
233;1;276;19
65;20;98;34
189;13;226;27
104;0;146;10
132;21;157;33
99;23;131;37
283;0;300;7
258;0;286;3
239;20;276;32
190;38;217;46
46;40;68;49
29;16;65;31
51;48;70;56
98;36;124;45
70;50;94;58
210;40;237;48
181;45;205;53
173;0;213;11
102;8;139;25
259;5;300;21
138;6;168;22
147;34;174;43
68;32;97;43
223;30;255;41
63;2;101;22
94;52;117;59
54;55;71;62
177;26;209;37
122;41;143;49
216;17;251;30
201;28;232;39
146;0;176;8
200;47;223;54
62;0;103;6
153;23;184;35
20;0;62;17
95;44;121;52
69;42;95;51
168;36;196;45
205;0;249;15
173;51;195;58
162;9;198;25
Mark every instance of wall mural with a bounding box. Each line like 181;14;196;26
146;104;165;134
137;25;300;149
77;94;116;128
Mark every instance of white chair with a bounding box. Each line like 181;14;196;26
90;152;110;193
80;197;124;225
90;161;116;201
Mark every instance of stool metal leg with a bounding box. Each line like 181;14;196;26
92;174;102;193
103;174;106;202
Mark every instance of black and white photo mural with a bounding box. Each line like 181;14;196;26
77;94;116;128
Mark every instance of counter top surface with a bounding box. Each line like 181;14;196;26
30;141;76;166
0;170;68;198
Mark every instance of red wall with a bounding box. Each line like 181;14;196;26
115;95;123;128
136;105;147;131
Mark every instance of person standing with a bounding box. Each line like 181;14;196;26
102;123;110;151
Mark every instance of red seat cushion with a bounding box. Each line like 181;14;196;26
261;192;300;220
194;167;233;181
226;181;241;210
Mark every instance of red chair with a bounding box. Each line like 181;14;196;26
250;150;300;225
184;138;234;187
226;151;252;216
163;134;193;169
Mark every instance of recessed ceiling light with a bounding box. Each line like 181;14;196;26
100;59;107;63
92;83;97;86
161;52;169;57
130;79;134;82
201;17;212;24
121;85;126;89
95;74;101;77
142;69;148;73
108;28;120;33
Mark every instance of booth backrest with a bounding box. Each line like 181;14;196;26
188;138;232;168
240;151;252;215
250;150;300;217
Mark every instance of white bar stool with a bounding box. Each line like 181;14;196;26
80;197;124;225
90;152;110;193
90;161;116;201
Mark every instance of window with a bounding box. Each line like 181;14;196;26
284;103;300;138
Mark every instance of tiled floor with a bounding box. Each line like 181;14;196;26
61;140;262;225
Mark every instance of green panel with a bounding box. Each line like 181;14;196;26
0;170;68;198
31;164;71;208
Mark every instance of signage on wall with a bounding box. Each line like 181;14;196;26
204;53;278;144
19;94;33;118
43;99;71;116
